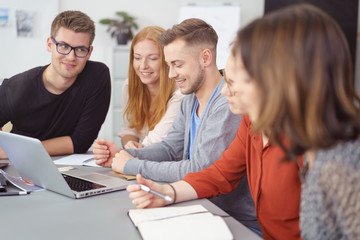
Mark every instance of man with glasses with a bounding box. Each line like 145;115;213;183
0;10;110;158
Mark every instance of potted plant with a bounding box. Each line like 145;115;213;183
99;11;139;45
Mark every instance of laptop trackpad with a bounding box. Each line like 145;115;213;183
82;173;111;181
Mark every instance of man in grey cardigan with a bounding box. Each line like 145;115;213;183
93;18;260;231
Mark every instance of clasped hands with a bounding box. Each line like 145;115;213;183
92;139;135;173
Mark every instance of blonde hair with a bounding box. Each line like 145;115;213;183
233;4;360;159
125;26;176;133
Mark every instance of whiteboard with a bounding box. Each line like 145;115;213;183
179;3;240;69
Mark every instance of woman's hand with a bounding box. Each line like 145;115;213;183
127;174;174;209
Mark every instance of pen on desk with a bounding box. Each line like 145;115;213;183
139;184;172;202
0;191;29;196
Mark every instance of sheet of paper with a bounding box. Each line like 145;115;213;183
82;158;100;167
58;166;76;172
53;154;100;167
129;205;233;240
129;204;208;226
138;212;233;240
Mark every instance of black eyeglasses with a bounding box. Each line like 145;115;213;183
51;38;90;58
222;69;234;96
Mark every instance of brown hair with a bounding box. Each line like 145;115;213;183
125;26;176;133
233;3;360;159
158;18;218;58
51;10;95;45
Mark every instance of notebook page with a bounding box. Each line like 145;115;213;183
128;204;208;227
54;154;94;166
138;212;233;240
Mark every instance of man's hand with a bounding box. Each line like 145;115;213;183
111;150;135;173
93;139;121;167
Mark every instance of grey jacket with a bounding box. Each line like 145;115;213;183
124;78;241;181
124;78;260;230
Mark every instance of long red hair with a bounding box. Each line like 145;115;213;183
124;26;176;133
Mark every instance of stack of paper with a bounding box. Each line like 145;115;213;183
128;204;233;240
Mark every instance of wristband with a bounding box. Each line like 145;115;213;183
168;183;177;204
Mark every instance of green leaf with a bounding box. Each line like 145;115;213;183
99;19;112;25
116;11;128;18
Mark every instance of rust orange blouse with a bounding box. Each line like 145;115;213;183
183;116;302;240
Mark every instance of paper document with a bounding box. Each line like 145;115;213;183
128;204;233;240
53;154;100;167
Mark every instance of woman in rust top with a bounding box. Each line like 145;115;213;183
129;3;360;239
125;6;312;240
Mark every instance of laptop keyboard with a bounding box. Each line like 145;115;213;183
62;174;106;192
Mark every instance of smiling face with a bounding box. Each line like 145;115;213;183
132;39;162;88
164;38;205;95
221;54;260;121
47;27;92;83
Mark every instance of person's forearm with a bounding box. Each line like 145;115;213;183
121;135;139;148
42;136;74;156
165;180;198;204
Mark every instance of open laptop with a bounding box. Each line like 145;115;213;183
0;131;130;199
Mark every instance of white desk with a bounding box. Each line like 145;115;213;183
1;161;260;240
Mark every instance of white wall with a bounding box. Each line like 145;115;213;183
59;0;264;44
0;0;264;81
58;0;264;71
0;0;58;80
